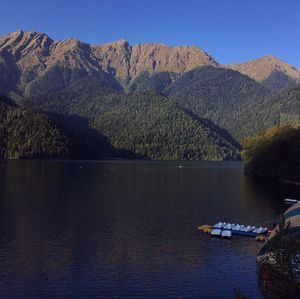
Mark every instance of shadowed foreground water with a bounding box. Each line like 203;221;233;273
0;160;299;298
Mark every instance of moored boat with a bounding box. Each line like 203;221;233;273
231;225;267;237
211;228;222;237
223;223;268;237
213;222;226;229
223;223;234;230
231;230;267;237
221;230;232;239
201;222;269;238
240;225;255;232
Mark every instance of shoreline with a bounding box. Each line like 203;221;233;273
245;170;300;187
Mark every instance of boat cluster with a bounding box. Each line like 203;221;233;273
211;222;268;238
210;228;232;238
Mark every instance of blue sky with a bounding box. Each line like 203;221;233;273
1;0;299;67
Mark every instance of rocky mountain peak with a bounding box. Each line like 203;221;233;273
0;30;220;85
226;55;300;89
129;43;218;79
114;39;129;47
263;54;276;60
261;54;299;72
1;29;298;93
0;30;53;55
0;30;53;79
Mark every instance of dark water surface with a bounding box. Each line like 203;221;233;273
0;160;299;298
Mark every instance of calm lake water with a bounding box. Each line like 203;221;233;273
0;160;299;298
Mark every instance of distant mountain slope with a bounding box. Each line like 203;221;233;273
91;40;218;83
22;89;240;160
166;66;270;141
134;69;300;142
0;51;20;96
0;94;143;160
2;29;299;161
91;91;240;160
0;30;218;95
273;85;300;120
127;71;178;93
126;43;217;80
258;85;300;128
232;85;300;138
0;96;69;158
227;55;300;90
1;30;299;95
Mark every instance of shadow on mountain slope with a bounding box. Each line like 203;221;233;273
48;113;146;160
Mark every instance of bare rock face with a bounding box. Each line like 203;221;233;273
0;30;218;92
0;30;52;73
129;44;217;79
91;39;132;83
227;55;300;89
91;40;218;82
47;38;99;71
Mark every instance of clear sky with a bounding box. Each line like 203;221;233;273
0;0;299;67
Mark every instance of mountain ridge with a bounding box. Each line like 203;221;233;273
0;30;218;90
1;30;299;93
0;30;299;161
226;55;300;90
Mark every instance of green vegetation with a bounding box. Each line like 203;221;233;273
92;91;240;160
130;69;300;144
165;66;270;141
24;66;122;97
263;85;300;126
0;97;69;158
128;71;177;93
242;126;300;183
2;32;300;161
261;70;297;91
0;96;124;160
3;62;300;161
23;88;240;160
280;113;300;126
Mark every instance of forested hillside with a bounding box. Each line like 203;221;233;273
263;85;300;126
128;71;177;93
127;69;300;142
9;65;300;161
165;66;270;140
91;91;240;160
242;126;300;183
235;85;300;138
0;97;69;158
0;96;141;160
22;89;240;160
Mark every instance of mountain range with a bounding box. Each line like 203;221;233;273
0;30;299;160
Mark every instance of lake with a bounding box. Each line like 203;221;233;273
0;160;299;298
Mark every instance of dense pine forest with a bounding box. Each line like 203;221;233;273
91;91;239;160
19;88;240;160
0;97;69;159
